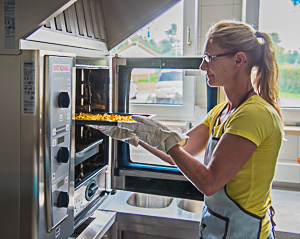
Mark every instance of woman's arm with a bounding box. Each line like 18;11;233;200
185;122;210;156
138;140;176;165
169;133;257;196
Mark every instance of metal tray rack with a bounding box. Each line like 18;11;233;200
75;139;103;166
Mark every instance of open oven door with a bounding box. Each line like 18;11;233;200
111;56;217;201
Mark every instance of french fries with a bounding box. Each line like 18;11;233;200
75;113;135;122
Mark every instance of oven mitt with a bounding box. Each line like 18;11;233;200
118;115;188;153
89;125;139;146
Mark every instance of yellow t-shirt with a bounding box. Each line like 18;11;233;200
203;95;283;239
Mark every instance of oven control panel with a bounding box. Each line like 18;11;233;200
45;56;73;231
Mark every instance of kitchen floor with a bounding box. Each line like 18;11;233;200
271;188;300;237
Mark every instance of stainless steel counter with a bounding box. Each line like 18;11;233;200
97;190;203;239
98;190;203;222
72;189;300;238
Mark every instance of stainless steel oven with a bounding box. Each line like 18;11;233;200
0;53;214;239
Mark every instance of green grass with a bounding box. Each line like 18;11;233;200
279;91;300;99
137;73;159;83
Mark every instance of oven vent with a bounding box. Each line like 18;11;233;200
42;0;107;42
24;0;179;52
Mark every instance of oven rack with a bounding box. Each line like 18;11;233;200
75;139;103;166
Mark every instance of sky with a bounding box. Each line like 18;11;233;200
137;1;183;44
259;0;300;52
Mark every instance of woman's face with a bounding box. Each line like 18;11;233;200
200;40;236;88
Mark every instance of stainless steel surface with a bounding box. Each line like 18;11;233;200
26;0;108;55
71;187;300;238
0;0;76;54
100;0;180;50
99;190;203;222
98;190;203;239
127;193;173;208
74;167;107;220
96;189;300;238
2;0;180;54
118;168;187;181
44;55;74;231
177;199;203;214
74;210;116;239
0;54;24;239
0;50;75;239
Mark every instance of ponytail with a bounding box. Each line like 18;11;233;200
254;32;282;120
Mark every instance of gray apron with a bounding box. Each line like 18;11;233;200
200;89;274;239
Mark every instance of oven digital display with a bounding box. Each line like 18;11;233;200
57;179;64;189
58;136;64;144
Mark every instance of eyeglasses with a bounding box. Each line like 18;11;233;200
201;52;237;63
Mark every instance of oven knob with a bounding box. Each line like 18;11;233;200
57;147;69;163
56;191;69;208
58;92;70;108
85;180;98;201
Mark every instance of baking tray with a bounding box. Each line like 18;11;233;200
75;113;155;126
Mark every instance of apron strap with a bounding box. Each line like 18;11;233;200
212;88;254;136
269;206;277;239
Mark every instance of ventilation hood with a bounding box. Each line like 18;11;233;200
1;0;180;56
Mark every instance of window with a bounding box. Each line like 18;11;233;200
110;0;201;122
130;68;184;105
259;0;300;109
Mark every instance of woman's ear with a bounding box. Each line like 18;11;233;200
234;52;247;69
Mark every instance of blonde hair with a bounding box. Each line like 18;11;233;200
206;20;282;120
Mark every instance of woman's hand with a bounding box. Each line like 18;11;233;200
89;125;139;146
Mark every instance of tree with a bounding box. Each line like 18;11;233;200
158;39;173;54
269;32;281;45
165;23;178;43
269;32;299;66
163;23;181;56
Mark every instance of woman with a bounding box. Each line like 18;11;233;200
99;20;283;239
